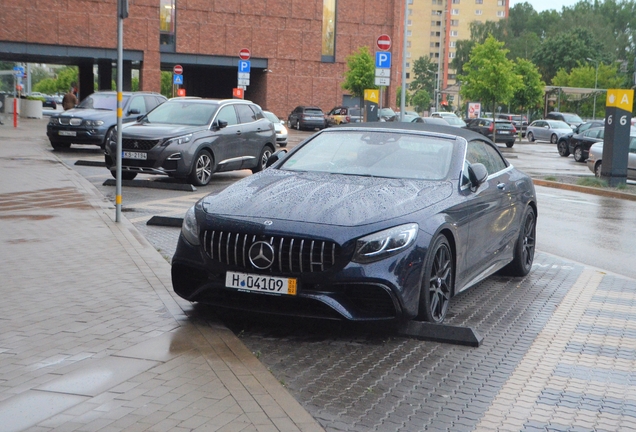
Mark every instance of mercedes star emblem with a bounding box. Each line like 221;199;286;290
248;241;275;270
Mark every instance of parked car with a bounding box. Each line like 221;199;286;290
325;106;362;125
104;98;276;186
398;114;421;122
379;107;397;122
411;116;450;125
545;111;584;129
263;110;288;147
288;106;326;130
556;120;604;157
568;127;604;162
171;123;537;324
465;118;517;147
497;113;528;137
47;91;167;150
42;96;57;110
587;134;636;179
526;119;573;144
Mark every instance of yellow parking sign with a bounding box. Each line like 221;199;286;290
606;89;634;111
364;89;379;104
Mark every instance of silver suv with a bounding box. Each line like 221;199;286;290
104;98;276;186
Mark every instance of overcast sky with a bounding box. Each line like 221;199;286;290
510;0;582;12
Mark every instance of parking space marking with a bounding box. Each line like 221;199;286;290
475;268;604;430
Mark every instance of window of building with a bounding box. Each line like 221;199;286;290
451;8;459;14
475;0;483;3
406;72;410;79
448;74;456;80
451;19;459;26
406;62;410;68
407;30;412;36
496;10;505;16
408;0;413;4
497;0;505;5
432;10;442;15
408;8;413;15
430;42;440;47
408;19;412;25
431;31;441;36
450;30;458;36
452;0;460;3
449;41;456;47
431;20;441;26
449;52;455;58
322;0;337;62
407;41;411;48
475;9;482;15
407;51;411;58
160;0;175;51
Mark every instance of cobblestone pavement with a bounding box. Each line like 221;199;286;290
4;118;636;431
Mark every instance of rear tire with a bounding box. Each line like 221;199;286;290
550;134;558;144
573;146;585;163
527;132;535;142
506;141;514;148
251;145;274;173
557;140;570;157
188;149;214;186
417;235;453;323
500;206;536;277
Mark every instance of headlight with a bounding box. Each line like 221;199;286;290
164;134;193;146
181;205;200;245
352;223;419;264
280;125;288;134
85;120;104;126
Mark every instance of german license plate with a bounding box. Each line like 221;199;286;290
123;151;147;160
59;130;76;136
225;271;297;295
499;131;510;134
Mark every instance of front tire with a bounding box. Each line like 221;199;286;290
550;134;558;144
501;206;536;276
251;145;274;173
417;235;453;323
573;146;585;163
295;120;301;130
527;132;535;142
188;149;214;186
557;140;570;157
103;127;116;149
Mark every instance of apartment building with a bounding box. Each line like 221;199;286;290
406;0;509;112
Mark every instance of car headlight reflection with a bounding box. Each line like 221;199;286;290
352;223;418;263
85;120;104;126
181;205;200;246
164;133;193;146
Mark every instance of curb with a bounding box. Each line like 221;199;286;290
532;178;636;202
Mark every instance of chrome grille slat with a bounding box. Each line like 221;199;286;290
202;230;340;275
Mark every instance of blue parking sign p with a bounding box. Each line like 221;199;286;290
238;60;251;73
375;52;391;68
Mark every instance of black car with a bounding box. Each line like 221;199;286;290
42;96;57;110
497;113;528;137
556;120;604;157
568;127;604;162
104;98;276;186
171;123;537;324
47;91;167;150
288;106;326;130
464;117;517;147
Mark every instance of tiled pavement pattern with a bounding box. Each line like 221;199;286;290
3;119;636;432
0;120;324;431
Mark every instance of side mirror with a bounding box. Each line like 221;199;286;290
468;163;488;187
213;119;228;130
128;108;141;115
266;149;288;168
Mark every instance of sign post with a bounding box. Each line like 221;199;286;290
601;89;634;187
237;49;251;96
364;89;379;122
172;64;183;98
375;35;392;118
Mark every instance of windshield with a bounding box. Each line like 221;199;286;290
548;120;571;129
144;101;218;126
264;111;280;123
77;93;129;110
305;109;324;116
563;113;583;123
280;130;454;180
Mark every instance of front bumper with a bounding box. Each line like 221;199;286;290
47;125;107;146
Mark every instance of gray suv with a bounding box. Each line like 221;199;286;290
545;111;583;129
104;98;276;186
47;91;167;150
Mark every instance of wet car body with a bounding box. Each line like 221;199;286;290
171;123;537;324
568;127;604;162
464;117;517;147
526;120;573;144
587;133;636;178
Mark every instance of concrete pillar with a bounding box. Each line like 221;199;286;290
78;62;94;101
97;60;113;90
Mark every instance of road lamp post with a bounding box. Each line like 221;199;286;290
587;57;599;120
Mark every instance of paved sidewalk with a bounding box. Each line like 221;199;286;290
0;118;324;431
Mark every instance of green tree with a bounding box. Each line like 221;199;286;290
396;86;410;107
161;71;172;98
33;78;59;95
341;46;376;98
459;35;521;139
510;58;545;113
411;89;431;113
410;56;437;96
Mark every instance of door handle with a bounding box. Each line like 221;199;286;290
497;183;506;190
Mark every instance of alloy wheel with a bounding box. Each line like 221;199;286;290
428;243;452;323
521;211;536;269
194;153;212;185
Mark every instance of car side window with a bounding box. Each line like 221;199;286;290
250;105;264;120
466;140;507;175
128;96;146;114
630;137;636;153
236;104;257;123
143;96;159;112
216;105;238;126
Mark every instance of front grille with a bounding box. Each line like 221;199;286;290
202;230;341;274
122;138;159;151
58;117;82;126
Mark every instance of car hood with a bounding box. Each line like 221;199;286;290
201;169;453;227
122;123;208;139
54;108;115;121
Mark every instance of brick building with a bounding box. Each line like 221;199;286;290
0;0;404;119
